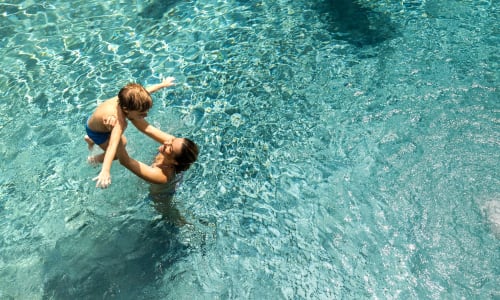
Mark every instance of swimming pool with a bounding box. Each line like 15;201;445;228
0;0;498;298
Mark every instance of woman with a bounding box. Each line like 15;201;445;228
116;131;199;224
116;135;199;185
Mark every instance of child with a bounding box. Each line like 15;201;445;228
85;77;176;188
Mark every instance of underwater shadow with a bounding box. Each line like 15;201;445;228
42;213;186;299
315;0;398;47
138;0;179;19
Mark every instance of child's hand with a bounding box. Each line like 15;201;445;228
93;171;111;188
103;115;117;131
147;77;176;93
161;77;176;88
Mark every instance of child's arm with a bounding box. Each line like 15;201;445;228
131;118;176;144
145;77;176;94
93;120;125;188
116;142;170;184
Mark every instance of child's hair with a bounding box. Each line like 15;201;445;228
174;138;199;173
118;83;153;112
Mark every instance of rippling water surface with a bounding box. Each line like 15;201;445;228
0;0;498;299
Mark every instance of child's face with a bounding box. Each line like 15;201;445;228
126;109;149;120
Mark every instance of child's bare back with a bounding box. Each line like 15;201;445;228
84;97;125;150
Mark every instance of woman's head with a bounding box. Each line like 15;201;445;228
160;137;199;172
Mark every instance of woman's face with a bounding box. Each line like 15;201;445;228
158;138;183;158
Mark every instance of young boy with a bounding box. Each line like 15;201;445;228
85;77;176;188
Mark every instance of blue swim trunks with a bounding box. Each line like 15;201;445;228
85;120;110;145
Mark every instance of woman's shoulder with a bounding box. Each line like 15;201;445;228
149;170;183;196
153;163;176;182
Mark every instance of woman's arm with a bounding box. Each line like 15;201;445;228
93;120;125;188
116;143;170;184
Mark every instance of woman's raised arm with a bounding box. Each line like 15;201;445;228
116;142;170;184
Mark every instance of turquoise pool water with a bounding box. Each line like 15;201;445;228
0;0;498;299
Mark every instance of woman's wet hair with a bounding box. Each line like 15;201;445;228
174;138;199;173
118;83;153;112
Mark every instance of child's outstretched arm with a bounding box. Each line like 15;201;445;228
131;118;176;144
146;77;175;94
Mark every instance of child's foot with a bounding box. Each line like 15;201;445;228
87;156;99;167
87;153;105;166
84;135;94;150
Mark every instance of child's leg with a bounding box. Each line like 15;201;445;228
86;137;106;166
88;153;105;165
84;135;95;150
87;135;127;165
120;135;127;148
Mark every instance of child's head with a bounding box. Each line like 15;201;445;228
118;83;153;112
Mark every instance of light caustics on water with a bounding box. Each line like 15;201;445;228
0;0;498;299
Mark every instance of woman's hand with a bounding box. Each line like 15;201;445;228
103;115;117;131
